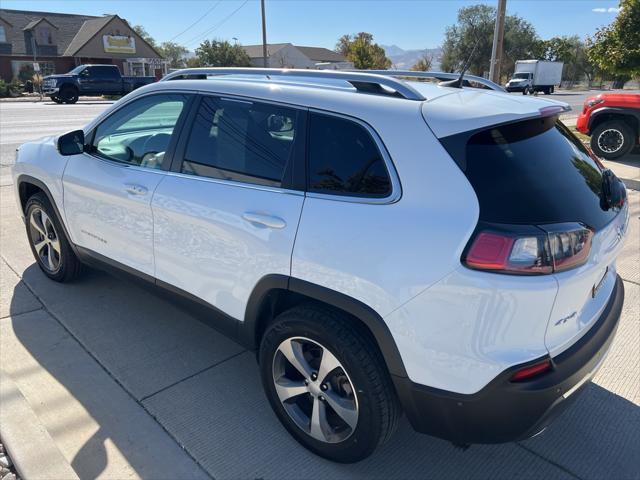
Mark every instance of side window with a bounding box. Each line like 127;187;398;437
308;113;391;197
181;96;300;187
92;94;189;169
96;66;119;79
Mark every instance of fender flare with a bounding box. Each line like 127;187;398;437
15;174;79;256
242;274;409;378
588;107;640;134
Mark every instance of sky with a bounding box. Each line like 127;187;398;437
0;0;623;51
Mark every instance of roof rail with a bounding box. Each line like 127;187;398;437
160;67;426;101
363;70;507;92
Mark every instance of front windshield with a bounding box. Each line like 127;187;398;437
67;66;85;75
513;73;530;79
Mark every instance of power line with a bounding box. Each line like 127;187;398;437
168;1;223;42
183;0;250;48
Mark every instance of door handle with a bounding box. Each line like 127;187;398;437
124;183;148;196
242;212;286;229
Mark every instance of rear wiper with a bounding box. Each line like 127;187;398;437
600;169;626;210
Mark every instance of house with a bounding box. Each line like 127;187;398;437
0;8;168;83
242;43;353;70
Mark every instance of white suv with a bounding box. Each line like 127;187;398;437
12;68;628;463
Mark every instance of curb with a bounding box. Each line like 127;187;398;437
0;370;80;480
0;96;107;103
622;178;640;191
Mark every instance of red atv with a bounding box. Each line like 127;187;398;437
576;92;640;160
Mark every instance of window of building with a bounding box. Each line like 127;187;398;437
37;26;53;45
92;94;189;169
308;113;392;197
181;96;300;188
0;26;7;43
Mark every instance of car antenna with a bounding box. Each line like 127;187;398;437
439;34;481;89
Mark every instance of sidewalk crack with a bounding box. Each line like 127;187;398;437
140;350;247;402
516;443;584;480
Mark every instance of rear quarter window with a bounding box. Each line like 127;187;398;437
308;113;392;198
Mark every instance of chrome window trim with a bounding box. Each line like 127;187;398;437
306;108;402;205
81;150;169;176
164;170;305;196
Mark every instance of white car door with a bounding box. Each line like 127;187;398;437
63;93;192;276
152;95;306;320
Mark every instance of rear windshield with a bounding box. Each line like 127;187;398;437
440;116;617;231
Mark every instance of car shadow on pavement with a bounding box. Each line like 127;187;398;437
7;264;640;480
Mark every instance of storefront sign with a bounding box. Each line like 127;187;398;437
103;35;136;54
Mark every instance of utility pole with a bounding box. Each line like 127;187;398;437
261;0;268;68
489;0;506;84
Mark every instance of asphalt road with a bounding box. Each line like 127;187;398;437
0;101;639;479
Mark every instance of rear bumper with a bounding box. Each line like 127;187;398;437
395;274;624;444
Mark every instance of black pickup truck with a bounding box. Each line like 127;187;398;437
42;64;156;104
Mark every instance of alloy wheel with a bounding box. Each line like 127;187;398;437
597;128;624;154
29;208;61;272
272;336;359;443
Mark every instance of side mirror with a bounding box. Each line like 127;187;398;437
57;130;85;156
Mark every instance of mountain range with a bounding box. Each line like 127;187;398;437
381;45;443;70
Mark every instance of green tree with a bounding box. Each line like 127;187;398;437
132;25;157;49
587;0;640;78
336;32;391;70
441;4;540;79
541;36;597;87
158;41;189;68
411;53;434;71
194;39;251;67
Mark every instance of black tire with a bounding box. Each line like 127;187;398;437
59;86;79;104
259;303;400;463
25;192;83;282
50;95;64;104
522;89;527;95
590;120;635;160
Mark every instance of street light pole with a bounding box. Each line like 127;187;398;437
261;0;268;68
489;0;507;84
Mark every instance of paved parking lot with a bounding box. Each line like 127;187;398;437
0;101;639;479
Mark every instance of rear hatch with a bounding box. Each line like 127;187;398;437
425;97;629;357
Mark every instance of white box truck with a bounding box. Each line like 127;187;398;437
505;60;563;95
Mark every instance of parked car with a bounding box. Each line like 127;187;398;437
12;68;628;463
506;60;563;95
42;64;156;104
576;92;640;160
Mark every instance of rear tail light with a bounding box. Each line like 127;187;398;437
464;223;593;275
510;359;552;382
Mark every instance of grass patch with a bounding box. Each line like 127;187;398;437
568;125;590;143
